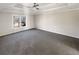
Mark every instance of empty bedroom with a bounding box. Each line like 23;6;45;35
0;3;79;55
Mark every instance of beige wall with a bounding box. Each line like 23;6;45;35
35;10;79;38
0;12;35;36
1;7;79;39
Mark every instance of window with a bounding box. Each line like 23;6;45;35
21;16;26;27
13;15;26;28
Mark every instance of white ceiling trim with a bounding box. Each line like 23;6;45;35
33;3;79;15
0;3;79;15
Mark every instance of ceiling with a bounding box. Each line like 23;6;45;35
0;3;79;14
0;3;79;9
0;3;50;9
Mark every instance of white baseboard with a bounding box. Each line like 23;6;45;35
38;28;79;39
0;28;34;37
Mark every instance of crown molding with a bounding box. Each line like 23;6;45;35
0;6;34;15
33;5;79;15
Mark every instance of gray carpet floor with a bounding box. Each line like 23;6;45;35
0;29;79;55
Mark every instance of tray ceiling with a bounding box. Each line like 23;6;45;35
0;3;79;13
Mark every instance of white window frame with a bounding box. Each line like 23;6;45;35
12;15;26;29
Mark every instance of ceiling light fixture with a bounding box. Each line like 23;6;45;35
33;3;39;10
